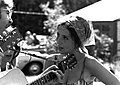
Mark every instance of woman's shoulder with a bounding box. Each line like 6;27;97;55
84;54;100;67
85;54;96;60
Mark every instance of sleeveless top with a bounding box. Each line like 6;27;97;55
46;52;96;85
63;56;95;85
52;54;95;85
78;57;95;85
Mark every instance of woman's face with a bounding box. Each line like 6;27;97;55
56;25;75;54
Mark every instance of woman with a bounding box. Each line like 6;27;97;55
44;16;120;85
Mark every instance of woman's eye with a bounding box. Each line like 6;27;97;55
63;35;68;40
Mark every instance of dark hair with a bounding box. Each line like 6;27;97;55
58;22;82;48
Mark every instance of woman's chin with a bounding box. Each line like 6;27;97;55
59;51;68;55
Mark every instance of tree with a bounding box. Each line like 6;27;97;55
12;0;48;37
39;0;67;53
12;0;100;37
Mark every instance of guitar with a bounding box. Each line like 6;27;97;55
58;54;77;73
0;68;28;85
0;54;77;85
0;26;23;52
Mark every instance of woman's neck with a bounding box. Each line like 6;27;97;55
72;48;85;61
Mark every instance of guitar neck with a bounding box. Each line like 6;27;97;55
29;71;57;85
58;54;77;73
29;54;77;85
0;55;77;85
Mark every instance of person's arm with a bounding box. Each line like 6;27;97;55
85;56;120;85
41;65;64;85
43;56;65;84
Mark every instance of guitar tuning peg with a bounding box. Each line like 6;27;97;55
12;31;16;35
2;31;7;37
17;38;21;41
0;35;3;40
7;45;11;49
70;66;75;70
12;42;16;45
3;38;7;42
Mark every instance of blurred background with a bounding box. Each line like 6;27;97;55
12;0;100;36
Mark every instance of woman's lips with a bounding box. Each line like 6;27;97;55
58;47;63;51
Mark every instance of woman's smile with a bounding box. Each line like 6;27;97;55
58;46;64;51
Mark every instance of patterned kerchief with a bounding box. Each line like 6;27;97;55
65;16;95;46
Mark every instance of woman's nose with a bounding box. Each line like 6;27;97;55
57;38;63;45
9;19;13;24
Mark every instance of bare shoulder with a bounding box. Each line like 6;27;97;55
84;54;102;69
84;54;98;62
84;55;120;85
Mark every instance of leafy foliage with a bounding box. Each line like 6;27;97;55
94;30;114;62
12;0;48;37
12;0;101;53
40;0;66;53
12;0;100;37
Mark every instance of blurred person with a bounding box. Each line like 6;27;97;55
25;31;34;45
21;31;41;49
0;0;13;34
32;33;40;46
0;0;18;71
43;16;120;85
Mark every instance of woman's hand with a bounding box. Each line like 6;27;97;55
42;65;64;84
3;50;14;62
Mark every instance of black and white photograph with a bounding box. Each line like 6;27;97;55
0;0;120;85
